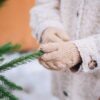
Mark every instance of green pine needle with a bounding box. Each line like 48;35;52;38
0;43;21;56
0;50;44;72
0;85;18;100
0;43;44;100
0;75;23;90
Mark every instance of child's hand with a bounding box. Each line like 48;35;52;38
41;27;69;43
39;27;70;70
40;42;82;71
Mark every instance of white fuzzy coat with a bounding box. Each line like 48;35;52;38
30;0;100;100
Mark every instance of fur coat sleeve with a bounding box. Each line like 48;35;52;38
29;0;64;40
30;0;100;73
74;34;100;72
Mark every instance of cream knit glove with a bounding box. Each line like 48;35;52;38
41;27;69;43
39;27;70;70
40;42;82;71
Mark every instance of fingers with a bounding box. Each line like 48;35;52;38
51;35;63;42
41;51;58;61
40;43;58;53
42;27;70;43
39;59;60;70
39;58;68;71
46;62;60;70
39;59;50;69
56;32;70;41
54;61;70;72
42;34;63;43
44;35;62;43
54;62;66;69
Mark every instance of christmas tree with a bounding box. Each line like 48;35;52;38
0;43;44;100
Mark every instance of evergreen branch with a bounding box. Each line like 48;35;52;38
0;57;4;61
0;85;18;100
0;43;21;56
0;75;23;90
0;50;44;72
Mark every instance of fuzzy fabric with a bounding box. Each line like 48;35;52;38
30;0;100;100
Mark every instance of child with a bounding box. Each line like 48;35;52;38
30;0;100;100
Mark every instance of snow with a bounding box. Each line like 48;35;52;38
2;53;59;100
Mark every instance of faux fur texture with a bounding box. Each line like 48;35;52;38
30;0;100;100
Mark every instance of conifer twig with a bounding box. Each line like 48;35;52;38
0;85;18;100
0;50;44;72
0;86;18;100
0;43;21;56
0;75;23;90
0;43;44;100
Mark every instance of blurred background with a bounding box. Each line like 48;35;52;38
0;0;58;100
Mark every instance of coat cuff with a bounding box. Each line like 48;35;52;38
73;37;100;72
35;20;65;42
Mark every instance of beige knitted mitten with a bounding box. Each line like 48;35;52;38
40;42;82;71
41;27;69;43
39;27;70;70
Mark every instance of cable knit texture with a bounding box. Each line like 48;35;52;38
30;0;100;100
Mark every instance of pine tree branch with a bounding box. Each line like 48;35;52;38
0;44;44;100
0;43;21;56
0;50;44;72
0;75;23;90
0;85;18;100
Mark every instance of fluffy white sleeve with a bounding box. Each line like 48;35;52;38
30;0;64;41
73;34;100;72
